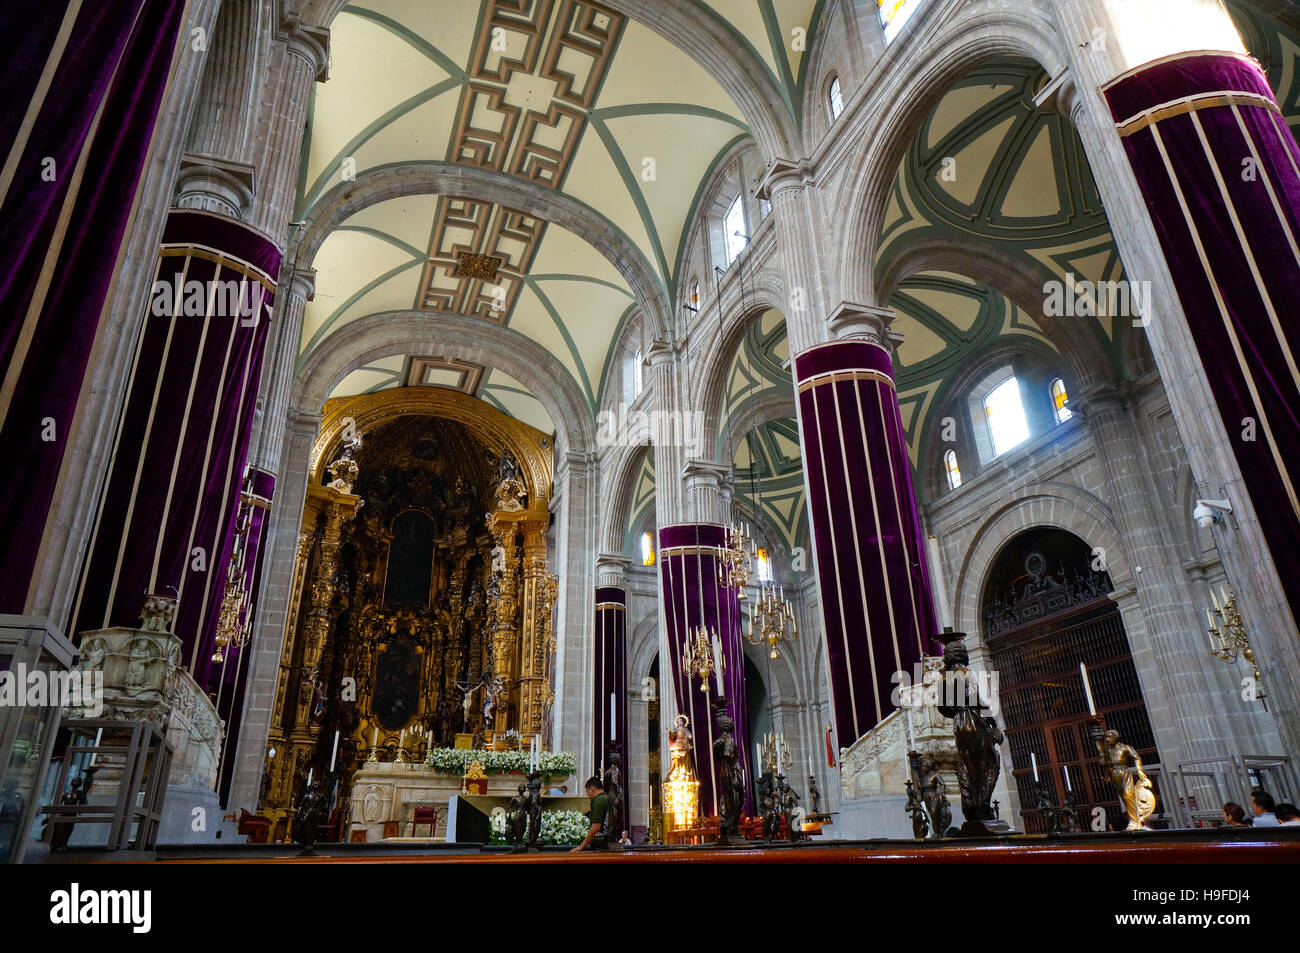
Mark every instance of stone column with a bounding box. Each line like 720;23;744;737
791;312;939;748
247;267;314;477
756;158;835;355
593;573;629;779
1050;0;1300;763
552;450;598;760
657;522;752;816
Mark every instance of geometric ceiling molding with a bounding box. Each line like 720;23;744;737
1229;0;1300;128
404;355;487;393
717;307;790;457
732;417;807;552
296;0;802;431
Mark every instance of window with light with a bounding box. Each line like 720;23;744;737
633;347;643;395
724;194;747;265
1051;378;1073;424
984;376;1031;457
879;0;926;42
640;531;655;566
827;75;843;121
756;547;773;583
944;449;962;490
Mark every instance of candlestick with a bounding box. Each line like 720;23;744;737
329;730;339;772
1080;662;1097;716
1031;751;1039;782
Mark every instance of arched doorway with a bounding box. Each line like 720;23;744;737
982;528;1161;831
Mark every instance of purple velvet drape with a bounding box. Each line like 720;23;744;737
0;0;186;612
794;339;937;748
658;523;753;817
72;212;281;678
1103;52;1300;629
592;586;628;782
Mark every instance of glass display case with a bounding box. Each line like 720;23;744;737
0;615;77;863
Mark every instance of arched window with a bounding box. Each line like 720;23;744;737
944;449;962;490
983;375;1030;458
640;531;655;566
1051;377;1073;424
880;0;926;43
827;75;844;121
633;346;644;395
756;546;773;583
724;194;747;265
688;279;700;311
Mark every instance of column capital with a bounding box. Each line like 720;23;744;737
285;265;316;301
756;156;812;201
644;337;677;367
826;301;903;348
173;153;256;219
1073;381;1129;419
595;553;632;586
1033;68;1085;124
277;14;331;83
682;458;732;490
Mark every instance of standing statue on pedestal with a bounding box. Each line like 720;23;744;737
603;749;624;848
712;707;744;843
292;779;329;853
904;779;929;841
506;783;529;852
758;773;780;842
1096;728;1157;830
936;636;1004;836
525;771;544;850
779;775;802;843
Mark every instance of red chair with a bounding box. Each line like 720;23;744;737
237;809;271;844
411;806;437;838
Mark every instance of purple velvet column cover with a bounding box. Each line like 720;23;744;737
592;587;628;780
794;339;937;747
1103;51;1300;628
658;523;752;817
0;0;187;612
72;211;282;681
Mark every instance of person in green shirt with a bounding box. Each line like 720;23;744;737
571;776;608;852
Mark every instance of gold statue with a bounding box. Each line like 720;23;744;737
1096;729;1156;830
667;714;694;779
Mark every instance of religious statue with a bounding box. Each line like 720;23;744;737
758;773;780;842
904;779;929;841
667;714;693;779
292;778;329;853
807;774;821;816
1096;728;1157;830
712;707;744;843
779;775;802;843
914;754;951;839
507;784;529;852
525;771;545;850
138;592;178;633
936;636;1004;835
492;450;527;512
434;697;454;748
603;749;624;848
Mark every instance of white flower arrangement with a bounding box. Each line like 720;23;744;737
424;746;576;778
488;809;589;846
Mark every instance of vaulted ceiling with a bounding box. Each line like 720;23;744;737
297;0;825;433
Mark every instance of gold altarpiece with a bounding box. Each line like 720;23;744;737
260;388;556;838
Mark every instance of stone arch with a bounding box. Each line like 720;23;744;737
600;438;654;556
951;486;1132;643
832;0;1067;306
876;233;1116;390
292;310;597;455
293;161;673;341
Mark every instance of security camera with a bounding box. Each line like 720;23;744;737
1193;498;1232;528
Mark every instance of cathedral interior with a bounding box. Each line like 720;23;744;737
3;0;1300;893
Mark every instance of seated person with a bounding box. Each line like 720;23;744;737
1250;789;1280;827
1221;801;1251;828
1274;803;1300;827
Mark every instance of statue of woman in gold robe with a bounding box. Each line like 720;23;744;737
1097;729;1157;830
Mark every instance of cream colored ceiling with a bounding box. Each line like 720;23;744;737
299;1;825;433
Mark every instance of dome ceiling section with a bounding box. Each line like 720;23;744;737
298;0;764;430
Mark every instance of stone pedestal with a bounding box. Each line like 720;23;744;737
69;623;224;845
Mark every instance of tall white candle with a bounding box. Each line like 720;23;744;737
756;743;763;771
1080;662;1097;716
610;693;617;741
1063;764;1072;792
927;534;955;630
372;727;378;747
329;730;339;772
1031;751;1039;782
307;768;313;786
1207;609;1218;650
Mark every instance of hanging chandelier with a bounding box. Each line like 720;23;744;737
718;519;754;599
681;624;724;693
748;582;797;659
